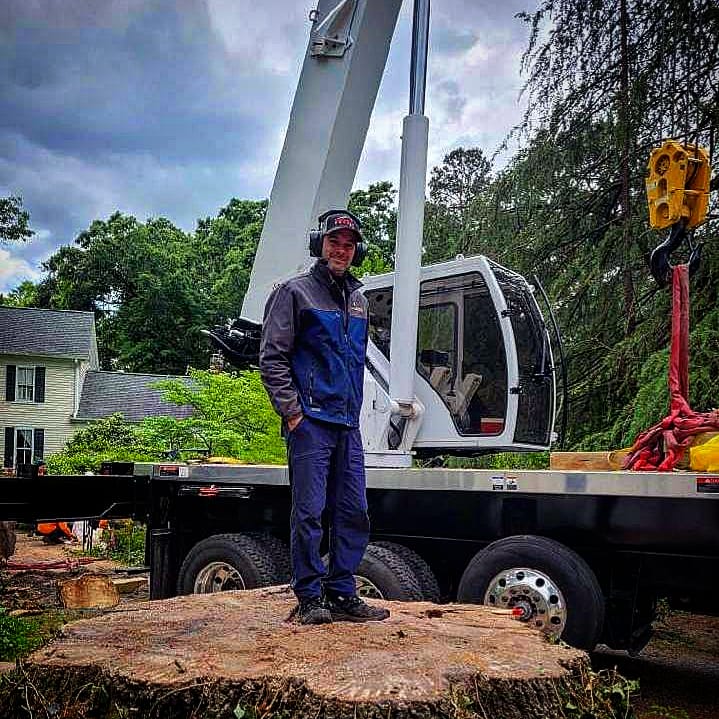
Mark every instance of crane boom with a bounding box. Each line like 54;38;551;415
241;0;402;323
219;0;557;462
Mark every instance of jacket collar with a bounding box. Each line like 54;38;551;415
311;259;362;293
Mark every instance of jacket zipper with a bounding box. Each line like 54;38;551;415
342;288;350;420
308;366;315;407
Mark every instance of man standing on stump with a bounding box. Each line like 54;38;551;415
259;209;390;625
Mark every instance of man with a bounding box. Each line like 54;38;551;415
259;209;390;625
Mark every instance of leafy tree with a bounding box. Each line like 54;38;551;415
428;148;491;219
150;368;286;463
44;414;163;474
193;199;268;319
501;0;719;448
349;181;397;270
33;213;211;373
0;280;38;307
424;148;493;263
0;196;33;243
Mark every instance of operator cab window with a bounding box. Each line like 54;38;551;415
366;272;507;435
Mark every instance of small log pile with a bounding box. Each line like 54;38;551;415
1;586;593;719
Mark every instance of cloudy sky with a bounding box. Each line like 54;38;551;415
0;0;537;293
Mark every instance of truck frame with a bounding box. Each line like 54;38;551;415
2;462;717;653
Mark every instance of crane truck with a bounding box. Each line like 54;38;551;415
1;0;718;655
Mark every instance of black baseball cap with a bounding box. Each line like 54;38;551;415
322;210;362;242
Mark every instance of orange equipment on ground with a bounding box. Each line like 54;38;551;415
36;521;76;543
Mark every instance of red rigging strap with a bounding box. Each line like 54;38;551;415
623;265;719;471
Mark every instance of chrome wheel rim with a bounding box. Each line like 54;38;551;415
355;574;384;599
193;561;246;593
484;567;567;638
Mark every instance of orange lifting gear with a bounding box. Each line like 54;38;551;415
646;139;710;230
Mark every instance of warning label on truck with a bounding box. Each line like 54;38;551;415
697;476;719;493
490;475;519;491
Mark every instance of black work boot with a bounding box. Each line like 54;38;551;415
326;594;390;622
295;597;333;625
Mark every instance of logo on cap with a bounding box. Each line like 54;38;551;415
334;216;355;228
325;213;360;235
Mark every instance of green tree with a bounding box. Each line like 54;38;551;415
503;0;719;448
44;414;163;474
0;280;38;307
348;181;397;270
192;199;268;319
0;196;33;243
149;368;285;463
424;148;493;263
34;213;211;373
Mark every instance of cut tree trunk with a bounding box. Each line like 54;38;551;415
57;574;120;609
0;521;16;561
1;586;593;719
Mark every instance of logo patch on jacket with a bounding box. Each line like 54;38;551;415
350;299;365;317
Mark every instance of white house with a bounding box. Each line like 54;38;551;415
1;306;191;470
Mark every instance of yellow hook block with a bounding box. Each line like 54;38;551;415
645;140;710;230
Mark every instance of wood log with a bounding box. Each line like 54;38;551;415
0;520;17;561
550;451;627;471
0;586;597;719
112;576;149;594
57;574;120;609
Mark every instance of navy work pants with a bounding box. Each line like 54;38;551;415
287;417;370;601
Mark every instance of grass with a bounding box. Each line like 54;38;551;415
86;520;147;567
0;606;68;662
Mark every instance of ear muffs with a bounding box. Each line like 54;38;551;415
309;210;367;267
309;229;324;259
351;240;367;267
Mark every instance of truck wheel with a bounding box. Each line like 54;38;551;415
372;541;441;602
246;532;291;583
354;544;424;601
457;535;604;651
177;533;279;595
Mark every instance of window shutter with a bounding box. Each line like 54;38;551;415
33;429;45;461
5;365;15;402
4;427;14;468
34;367;46;403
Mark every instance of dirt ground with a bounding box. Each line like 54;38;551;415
0;531;148;614
593;613;719;719
1;532;718;718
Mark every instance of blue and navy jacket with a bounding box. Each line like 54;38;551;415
259;260;368;428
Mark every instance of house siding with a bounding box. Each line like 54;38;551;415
0;354;86;465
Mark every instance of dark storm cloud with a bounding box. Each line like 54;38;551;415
0;0;537;292
1;1;277;162
356;0;537;187
0;0;309;290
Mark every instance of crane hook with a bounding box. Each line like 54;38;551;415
649;218;702;288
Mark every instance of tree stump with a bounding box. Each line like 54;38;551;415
0;521;16;561
57;574;121;609
1;586;594;718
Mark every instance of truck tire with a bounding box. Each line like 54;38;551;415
457;535;605;651
372;541;441;602
246;532;291;583
354;544;424;601
177;533;279;595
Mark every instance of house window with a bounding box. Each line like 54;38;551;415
3;427;44;469
16;367;35;402
15;428;33;466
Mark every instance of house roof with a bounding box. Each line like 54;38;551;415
77;371;194;422
0;306;95;360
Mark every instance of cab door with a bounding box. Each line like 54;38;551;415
488;261;555;446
